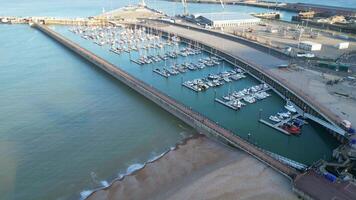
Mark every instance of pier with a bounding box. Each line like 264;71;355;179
33;23;299;180
259;113;302;136
1;16;108;26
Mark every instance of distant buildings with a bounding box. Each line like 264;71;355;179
192;12;261;28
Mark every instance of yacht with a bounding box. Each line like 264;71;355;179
269;115;281;123
284;101;297;113
277;111;291;118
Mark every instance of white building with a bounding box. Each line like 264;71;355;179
299;41;322;51
194;12;261;28
336;42;349;49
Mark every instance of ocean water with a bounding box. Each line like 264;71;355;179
0;24;194;200
0;0;354;21
283;0;356;8
0;0;350;199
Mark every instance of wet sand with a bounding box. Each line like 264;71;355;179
87;136;298;200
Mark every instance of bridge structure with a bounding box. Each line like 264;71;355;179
304;113;347;137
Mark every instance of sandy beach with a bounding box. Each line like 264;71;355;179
87;136;298;200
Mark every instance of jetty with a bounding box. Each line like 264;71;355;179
259;113;302;136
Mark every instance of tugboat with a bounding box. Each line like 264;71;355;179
280;123;301;135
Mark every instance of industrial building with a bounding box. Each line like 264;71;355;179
299;41;322;51
193;12;261;28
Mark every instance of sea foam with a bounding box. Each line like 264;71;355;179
80;190;92;200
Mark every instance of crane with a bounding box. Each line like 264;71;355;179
181;0;188;16
219;0;225;10
140;0;146;7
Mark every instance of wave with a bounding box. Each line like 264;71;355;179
100;180;109;187
80;190;93;200
80;134;202;200
126;163;145;174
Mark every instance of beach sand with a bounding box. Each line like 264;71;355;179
87;136;298;200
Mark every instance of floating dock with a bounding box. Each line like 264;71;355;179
214;98;238;110
259;113;302;136
215;87;272;111
130;59;143;65
153;69;169;78
182;82;200;92
259;119;290;136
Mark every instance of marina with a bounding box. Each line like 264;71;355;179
1;0;355;199
69;25;182;59
260;114;303;136
215;83;271;110
58;22;340;166
153;56;222;78
61;18;353;156
182;67;246;92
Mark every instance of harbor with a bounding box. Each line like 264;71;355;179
54;21;344;164
182;67;246;92
1;0;356;199
215;83;270;110
34;21;300;179
37;17;355;199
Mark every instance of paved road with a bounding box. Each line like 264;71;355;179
294;170;356;200
161;25;288;68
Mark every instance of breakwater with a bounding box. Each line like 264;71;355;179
33;23;299;179
0;16;108;26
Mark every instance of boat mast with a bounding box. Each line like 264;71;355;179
181;0;188;16
140;0;146;7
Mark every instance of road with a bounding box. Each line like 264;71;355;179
159;24;288;68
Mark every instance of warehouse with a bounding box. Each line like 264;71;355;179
194;12;261;28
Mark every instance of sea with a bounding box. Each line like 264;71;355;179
0;0;353;200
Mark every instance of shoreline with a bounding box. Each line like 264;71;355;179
86;136;298;200
80;134;203;199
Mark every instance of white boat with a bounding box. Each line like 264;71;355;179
243;96;256;104
223;95;233;101
269;115;281;122
277;111;291;118
284;101;297;113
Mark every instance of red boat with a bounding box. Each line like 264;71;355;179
280;123;301;135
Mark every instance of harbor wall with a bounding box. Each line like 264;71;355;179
0;16;108;26
33;23;299;180
134;22;346;141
